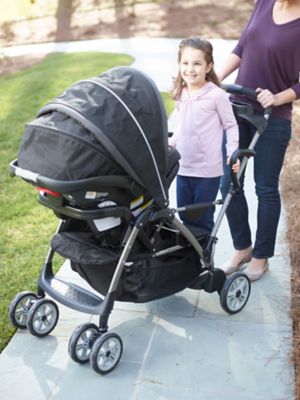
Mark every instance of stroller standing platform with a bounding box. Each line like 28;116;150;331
8;68;267;375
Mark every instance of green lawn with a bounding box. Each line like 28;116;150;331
0;51;174;352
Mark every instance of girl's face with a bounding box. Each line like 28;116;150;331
179;47;212;91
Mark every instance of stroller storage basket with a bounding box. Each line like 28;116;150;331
52;229;202;303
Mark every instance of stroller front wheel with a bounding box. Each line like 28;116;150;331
220;272;251;314
9;291;38;329
68;323;100;364
26;298;59;337
90;332;123;375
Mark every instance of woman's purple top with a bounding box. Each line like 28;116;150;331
233;0;300;120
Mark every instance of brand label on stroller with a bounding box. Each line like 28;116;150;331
85;191;108;199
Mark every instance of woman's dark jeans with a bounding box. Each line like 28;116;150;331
220;115;291;259
177;175;221;232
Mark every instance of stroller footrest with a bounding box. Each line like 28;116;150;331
39;276;104;315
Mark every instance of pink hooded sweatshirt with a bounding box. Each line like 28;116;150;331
169;82;239;178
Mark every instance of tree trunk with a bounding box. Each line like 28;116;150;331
55;0;73;42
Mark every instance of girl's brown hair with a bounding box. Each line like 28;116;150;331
171;36;220;100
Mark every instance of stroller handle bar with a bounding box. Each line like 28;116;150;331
222;84;272;118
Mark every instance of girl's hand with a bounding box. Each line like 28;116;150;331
256;88;278;108
227;157;240;173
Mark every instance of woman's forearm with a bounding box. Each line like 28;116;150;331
218;53;241;82
274;88;297;106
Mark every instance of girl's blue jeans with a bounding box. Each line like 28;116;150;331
220;115;291;259
176;175;221;232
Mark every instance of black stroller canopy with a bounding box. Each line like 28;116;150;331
18;67;169;206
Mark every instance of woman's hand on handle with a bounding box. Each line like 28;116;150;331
256;87;298;108
256;88;277;108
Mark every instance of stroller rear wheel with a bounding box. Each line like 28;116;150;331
26;298;59;337
90;332;123;375
220;272;251;314
68;323;100;364
9;291;38;329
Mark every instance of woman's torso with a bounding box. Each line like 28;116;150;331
235;0;300;120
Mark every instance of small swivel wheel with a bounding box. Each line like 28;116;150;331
68;323;100;364
9;291;38;329
90;332;123;375
26;298;59;337
220;272;251;314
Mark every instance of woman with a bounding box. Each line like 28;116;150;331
218;0;300;281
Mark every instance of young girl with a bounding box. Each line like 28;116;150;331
169;36;239;232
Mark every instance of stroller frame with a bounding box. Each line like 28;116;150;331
9;83;271;375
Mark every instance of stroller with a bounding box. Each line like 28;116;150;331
8;66;270;375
